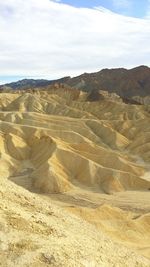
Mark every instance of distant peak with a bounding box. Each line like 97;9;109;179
131;65;149;71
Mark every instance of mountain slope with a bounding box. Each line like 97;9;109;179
0;87;150;266
1;66;150;101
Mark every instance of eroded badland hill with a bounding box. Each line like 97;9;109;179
0;85;150;267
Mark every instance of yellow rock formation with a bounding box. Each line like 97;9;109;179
0;90;150;266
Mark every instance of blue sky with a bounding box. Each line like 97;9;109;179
58;0;149;18
0;0;150;85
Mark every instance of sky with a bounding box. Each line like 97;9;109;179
0;0;150;84
59;0;149;18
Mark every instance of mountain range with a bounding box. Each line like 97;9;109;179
0;66;150;103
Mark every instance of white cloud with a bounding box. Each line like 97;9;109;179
0;0;150;79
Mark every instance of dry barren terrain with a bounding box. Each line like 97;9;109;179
0;88;150;266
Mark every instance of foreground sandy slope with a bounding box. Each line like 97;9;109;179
0;89;150;266
1;177;150;267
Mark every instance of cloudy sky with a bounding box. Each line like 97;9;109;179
0;0;150;84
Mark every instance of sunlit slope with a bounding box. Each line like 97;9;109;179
0;90;150;265
1;174;150;267
0;91;149;195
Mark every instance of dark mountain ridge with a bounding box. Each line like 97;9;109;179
66;65;150;97
1;76;70;90
0;66;150;101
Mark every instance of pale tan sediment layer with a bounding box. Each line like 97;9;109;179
0;91;150;266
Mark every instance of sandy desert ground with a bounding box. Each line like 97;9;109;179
0;89;150;267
